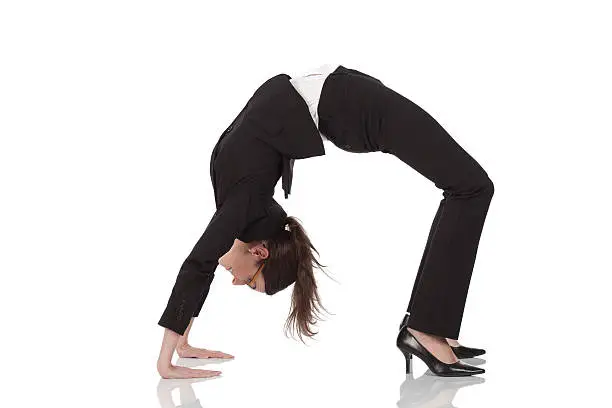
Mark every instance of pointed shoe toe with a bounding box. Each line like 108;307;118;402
444;360;485;376
425;357;485;377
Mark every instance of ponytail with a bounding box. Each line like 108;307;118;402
262;216;336;343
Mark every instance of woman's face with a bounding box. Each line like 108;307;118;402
218;238;268;293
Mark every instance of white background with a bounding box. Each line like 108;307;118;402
1;1;610;407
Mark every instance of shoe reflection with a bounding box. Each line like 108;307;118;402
457;357;486;366
398;367;485;408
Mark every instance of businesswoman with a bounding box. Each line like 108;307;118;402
157;64;493;379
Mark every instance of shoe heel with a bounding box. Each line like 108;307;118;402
402;351;413;374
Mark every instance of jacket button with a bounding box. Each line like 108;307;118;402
226;124;234;132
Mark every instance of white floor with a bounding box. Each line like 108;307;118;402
20;286;607;408
35;327;605;407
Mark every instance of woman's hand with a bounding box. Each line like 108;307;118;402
176;344;235;359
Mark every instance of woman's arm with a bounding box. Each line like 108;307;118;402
158;187;257;336
157;187;261;378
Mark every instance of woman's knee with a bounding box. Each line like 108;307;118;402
448;171;494;199
479;175;494;197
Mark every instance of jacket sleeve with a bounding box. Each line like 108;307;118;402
158;187;262;335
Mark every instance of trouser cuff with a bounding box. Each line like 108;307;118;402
406;313;460;340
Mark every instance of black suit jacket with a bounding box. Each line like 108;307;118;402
159;72;328;335
158;64;398;334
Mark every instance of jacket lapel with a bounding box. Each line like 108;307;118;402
246;73;326;198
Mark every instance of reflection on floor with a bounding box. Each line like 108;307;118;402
157;357;486;408
398;358;486;407
157;358;227;408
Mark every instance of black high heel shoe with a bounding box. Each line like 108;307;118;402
396;326;485;377
399;315;486;359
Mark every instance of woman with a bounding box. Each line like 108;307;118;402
157;64;493;379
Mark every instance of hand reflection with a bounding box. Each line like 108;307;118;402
157;378;206;408
157;357;232;408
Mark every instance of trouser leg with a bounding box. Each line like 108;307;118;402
399;199;446;330
407;199;445;313
380;93;495;340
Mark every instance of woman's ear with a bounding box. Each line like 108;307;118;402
250;241;269;261
256;243;270;259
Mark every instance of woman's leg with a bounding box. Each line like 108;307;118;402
401;199;462;358
403;199;462;348
379;91;494;355
319;66;492;362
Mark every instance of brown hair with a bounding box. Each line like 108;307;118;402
261;216;335;343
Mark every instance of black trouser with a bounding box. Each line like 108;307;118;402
386;100;494;341
319;66;495;340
